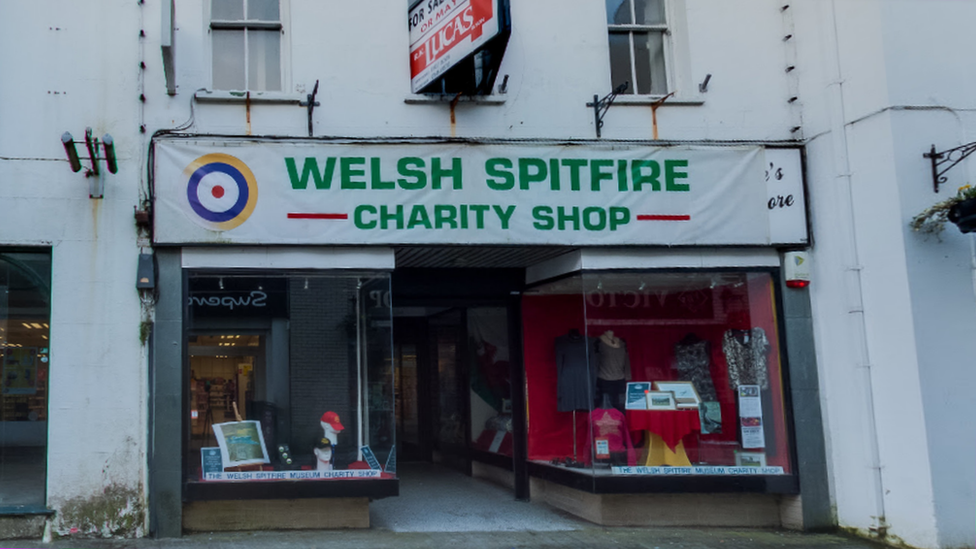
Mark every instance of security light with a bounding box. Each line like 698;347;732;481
103;134;118;174
61;132;82;172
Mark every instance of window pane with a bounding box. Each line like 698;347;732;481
634;0;666;25
247;0;279;21
0;251;51;507
212;0;244;20
605;0;632;24
608;32;633;94
248;29;281;92
212;30;246;90
633;31;667;95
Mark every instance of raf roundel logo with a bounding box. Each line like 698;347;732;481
183;153;258;231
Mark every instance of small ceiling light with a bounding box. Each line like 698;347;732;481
304;278;309;290
638;281;646;291
22;323;32;329
31;323;42;329
219;277;224;290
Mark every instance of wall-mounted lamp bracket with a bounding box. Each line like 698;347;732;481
586;82;628;138
61;127;118;198
299;80;320;137
924;142;976;193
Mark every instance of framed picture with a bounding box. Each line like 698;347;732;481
625;382;652;410
653;381;701;409
646;391;677;410
212;420;270;468
735;451;767;467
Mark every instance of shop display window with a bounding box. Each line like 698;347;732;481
523;271;793;478
468;307;514;458
183;272;395;485
0;251;51;508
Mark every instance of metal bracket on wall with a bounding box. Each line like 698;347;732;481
299;80;321;137
924;142;976;193
586;82;628;138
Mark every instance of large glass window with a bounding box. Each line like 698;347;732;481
606;0;669;95
0;251;51;508
211;0;283;91
184;272;394;484
523;271;793;478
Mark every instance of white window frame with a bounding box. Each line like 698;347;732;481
606;0;701;104
206;0;291;93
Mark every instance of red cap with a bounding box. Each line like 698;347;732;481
320;411;345;431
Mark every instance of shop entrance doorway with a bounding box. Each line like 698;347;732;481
394;306;518;483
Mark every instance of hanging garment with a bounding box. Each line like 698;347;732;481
554;332;598;411
673;336;718;401
581;407;637;466
597;336;631;381
722;327;771;390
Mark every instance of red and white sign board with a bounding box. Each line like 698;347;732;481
409;0;501;93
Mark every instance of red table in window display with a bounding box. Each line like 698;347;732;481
626;409;701;466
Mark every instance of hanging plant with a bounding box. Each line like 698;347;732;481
910;184;976;236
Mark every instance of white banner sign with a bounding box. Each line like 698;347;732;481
409;0;503;92
153;139;807;246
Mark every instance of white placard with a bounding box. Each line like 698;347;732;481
737;385;765;449
611;466;785;476
204;470;382;481
764;148;808;244
153;140;806;247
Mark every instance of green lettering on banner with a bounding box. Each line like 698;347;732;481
533;206;554;230
341;157;367;189
407;206;433;229
354;205;377;229
561;159;586;191
434;205;458;229
549;159;561;190
617;160;629;191
370;158;395;190
431;158;462;190
632;160;661;191
398;157;427;190
285;157;335;190
485;158;514;190
665;159;690;191
558;206;581;231
610;207;630;230
583;207;607;231
493;205;516;229
518;158;547;190
460;204;469;229
469;205;489;229
590;160;613;191
380;205;404;229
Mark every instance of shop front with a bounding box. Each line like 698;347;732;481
148;136;822;536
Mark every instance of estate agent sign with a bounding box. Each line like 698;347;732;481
153;139;807;246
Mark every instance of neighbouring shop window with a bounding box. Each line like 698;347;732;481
606;0;669;95
523;271;793;477
184;272;395;484
211;0;283;91
0;251;51;508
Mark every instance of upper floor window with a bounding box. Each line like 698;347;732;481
211;0;282;91
606;0;669;96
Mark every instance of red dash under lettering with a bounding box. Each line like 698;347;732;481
288;213;348;220
637;215;691;221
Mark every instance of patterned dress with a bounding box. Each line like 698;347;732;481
722;328;770;390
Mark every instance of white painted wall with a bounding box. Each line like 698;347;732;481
4;0;974;545
0;0;149;536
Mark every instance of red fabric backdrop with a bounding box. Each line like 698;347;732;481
523;274;791;471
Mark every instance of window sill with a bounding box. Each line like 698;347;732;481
0;505;55;516
404;94;507;105
613;95;705;106
194;90;305;105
